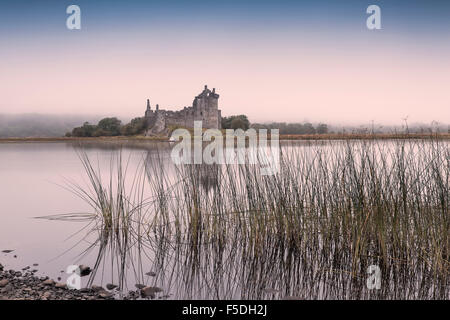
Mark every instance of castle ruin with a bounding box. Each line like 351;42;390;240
144;85;221;135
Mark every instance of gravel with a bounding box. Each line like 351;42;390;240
0;265;145;300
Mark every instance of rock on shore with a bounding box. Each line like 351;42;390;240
0;265;142;300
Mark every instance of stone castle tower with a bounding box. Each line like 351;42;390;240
144;85;221;135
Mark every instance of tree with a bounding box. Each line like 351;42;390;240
92;128;108;137
303;123;316;134
222;115;250;130
70;118;124;137
71;122;96;137
230;118;245;130
316;123;328;134
97;117;122;136
121;117;147;136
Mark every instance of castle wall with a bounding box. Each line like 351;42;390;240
144;86;221;135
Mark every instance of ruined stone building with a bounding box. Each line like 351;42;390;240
144;85;221;135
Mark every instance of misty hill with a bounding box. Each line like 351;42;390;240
0;114;104;138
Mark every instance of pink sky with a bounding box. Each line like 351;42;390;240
1;33;449;125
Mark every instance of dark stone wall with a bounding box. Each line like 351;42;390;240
144;86;221;134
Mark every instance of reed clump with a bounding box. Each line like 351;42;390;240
68;139;448;299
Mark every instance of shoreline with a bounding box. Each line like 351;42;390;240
0;133;449;143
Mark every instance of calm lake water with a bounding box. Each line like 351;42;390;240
0;140;448;299
0;143;106;271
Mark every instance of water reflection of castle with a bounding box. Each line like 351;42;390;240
144;151;219;193
194;164;219;194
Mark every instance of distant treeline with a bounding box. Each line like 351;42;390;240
220;116;330;135
69;116;331;137
67;117;146;137
251;122;328;134
250;122;449;135
70;115;254;137
3;113;446;138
